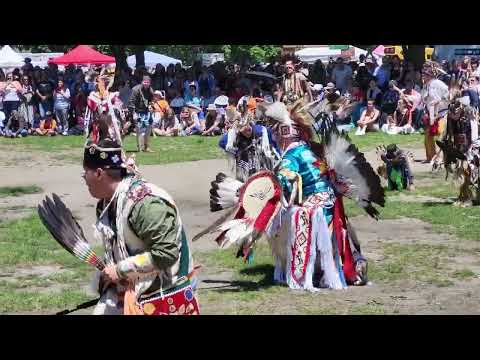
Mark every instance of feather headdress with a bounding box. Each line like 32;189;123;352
260;100;385;218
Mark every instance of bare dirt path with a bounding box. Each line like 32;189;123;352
2;146;479;314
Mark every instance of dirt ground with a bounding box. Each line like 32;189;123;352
1;146;479;315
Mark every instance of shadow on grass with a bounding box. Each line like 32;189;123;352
201;264;276;292
421;201;455;207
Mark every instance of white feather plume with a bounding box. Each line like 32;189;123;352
216;219;253;249
325;133;370;203
210;174;243;212
265;102;292;125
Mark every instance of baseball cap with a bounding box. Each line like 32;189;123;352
325;82;335;90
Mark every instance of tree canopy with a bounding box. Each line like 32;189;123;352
12;45;282;67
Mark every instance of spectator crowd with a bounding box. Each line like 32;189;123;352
1;51;479;142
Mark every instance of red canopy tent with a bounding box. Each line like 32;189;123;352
48;45;115;65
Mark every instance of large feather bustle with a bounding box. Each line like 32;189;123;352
215;218;255;249
210;172;243;212
38;194;105;270
322;131;385;218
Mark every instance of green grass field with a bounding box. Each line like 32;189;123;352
0;213;97;313
0;185;43;198
0;130;424;166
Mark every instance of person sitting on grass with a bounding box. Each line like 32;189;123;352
0;110;5;136
170;90;185;116
5;110;28;138
153;107;180;137
36;111;57;136
180;105;202;136
224;106;240;132
28;111;42;135
151;90;169;130
201;104;223;136
355;99;380;135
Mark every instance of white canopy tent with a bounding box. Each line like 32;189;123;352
0;45;25;69
295;46;368;64
127;51;182;69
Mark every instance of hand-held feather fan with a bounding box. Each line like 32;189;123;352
37;194;105;270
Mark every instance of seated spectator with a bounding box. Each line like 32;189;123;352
390;55;403;83
366;78;382;107
28;111;42;135
153;107;180;137
0;111;5;136
355;63;373;92
380;112;413;135
397;80;421;130
381;80;401;117
212;94;228;120
202;104;223;136
5;110;28;138
224;106;240;131
184;83;201;107
151;90;169;129
347;83;366;126
203;86;222;109
170;91;185;115
68;114;84;136
237;91;258;115
36;111;57;136
179;105;202;136
471;59;480;78
462;77;480;110
355;99;380;135
273;82;283;102
230;85;244;105
183;71;199;99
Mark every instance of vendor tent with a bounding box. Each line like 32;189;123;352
295;46;367;63
0;45;25;68
127;51;182;69
48;45;115;65
296;47;342;63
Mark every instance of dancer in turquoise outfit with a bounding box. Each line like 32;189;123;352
199;101;385;292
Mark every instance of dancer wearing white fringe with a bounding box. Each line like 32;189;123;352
196;100;385;292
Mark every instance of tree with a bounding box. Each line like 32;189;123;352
11;44;282;67
133;45;146;68
402;45;426;70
